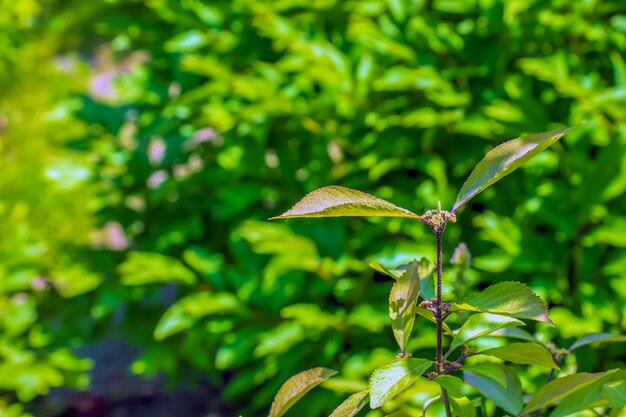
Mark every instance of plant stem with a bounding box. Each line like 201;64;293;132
435;230;452;417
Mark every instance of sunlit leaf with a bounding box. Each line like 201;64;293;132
477;342;558;369
369;358;432;408
453;281;552;325
550;371;626;417
568;333;626;352
271;186;423;220
389;259;421;353
464;366;522;415
452;127;573;212
522;371;617;414
269;367;337;417
461;363;506;387
449;313;523;352
329;390;369;417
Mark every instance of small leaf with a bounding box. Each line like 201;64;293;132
453;281;553;325
452;127;573;212
389;259;421;353
154;292;240;340
464;366;522;415
269;367;337;417
271;186;423;220
477;342;559;369
450;313;523;352
435;375;465;398
449;396;478;417
329;390;369;417
119;252;196;286
568;332;626;352
369;358;432;408
461;363;507;387
604;380;626;408
522;371;617;414
551;370;626;417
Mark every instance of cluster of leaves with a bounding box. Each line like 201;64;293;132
2;0;626;416
267;129;626;416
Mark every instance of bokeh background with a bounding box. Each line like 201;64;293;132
1;0;626;416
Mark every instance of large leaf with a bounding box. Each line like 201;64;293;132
461;363;507;387
568;332;626;352
464;366;522;415
389;259;421;353
271;186;423;220
453;282;552;325
522;371;617;415
329;390;369;417
452;127;573;212
477;343;559;369
603;380;626;408
369;358;432;408
449;313;524;352
550;371;626;417
269;367;337;417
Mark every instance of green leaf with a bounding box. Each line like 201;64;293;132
369;358;432;408
568;333;626;352
449;396;479;417
452;127;573;212
477;342;559;369
453;282;553;325
522;371;617;414
435;375;465;398
389;259;421;353
461;363;507;387
329;390;369;417
270;186;423;220
154;292;239;340
450;313;524;352
550;370;626;417
464;366;522;415
119;252;196;286
269;367;337;417
604;380;626;408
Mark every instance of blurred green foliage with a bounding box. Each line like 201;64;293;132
1;0;626;416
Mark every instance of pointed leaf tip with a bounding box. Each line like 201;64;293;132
452;126;575;213
269;367;336;417
271;186;423;221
